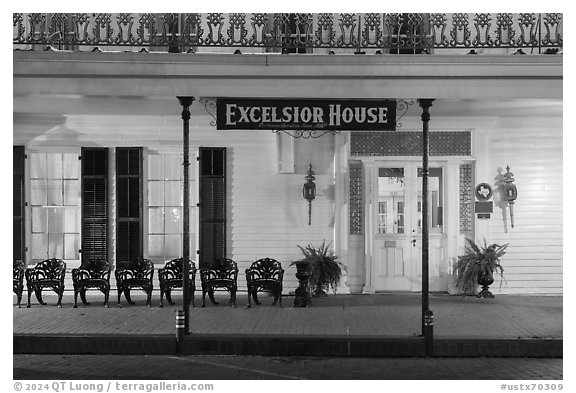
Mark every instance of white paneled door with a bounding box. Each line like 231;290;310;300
370;162;446;292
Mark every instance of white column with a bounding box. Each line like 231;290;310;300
363;164;375;294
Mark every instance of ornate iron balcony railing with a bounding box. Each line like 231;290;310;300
13;13;563;54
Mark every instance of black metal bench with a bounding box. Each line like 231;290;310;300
71;259;111;308
114;259;154;306
25;258;67;308
13;260;25;308
200;258;238;307
245;257;284;308
158;258;196;308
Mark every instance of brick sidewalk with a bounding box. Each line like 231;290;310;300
13;293;562;357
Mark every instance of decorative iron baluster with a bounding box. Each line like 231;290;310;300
13;13;25;43
272;13;290;49
542;13;562;46
337;13;357;48
27;13;47;43
227;13;248;46
206;13;225;46
249;13;268;46
362;13;383;48
406;13;428;52
182;13;203;48
294;13;313;49
472;13;493;47
73;13;91;45
517;13;538;47
495;13;515;47
136;13;157;46
48;13;68;46
161;13;180;49
430;13;449;47
314;13;335;47
93;13;114;45
115;13;135;45
449;13;471;47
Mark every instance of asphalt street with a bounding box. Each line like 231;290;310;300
13;354;562;380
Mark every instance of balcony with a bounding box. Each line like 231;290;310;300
13;13;563;55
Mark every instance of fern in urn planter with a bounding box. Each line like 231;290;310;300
293;240;343;297
454;238;508;298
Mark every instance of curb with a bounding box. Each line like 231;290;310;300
14;334;562;358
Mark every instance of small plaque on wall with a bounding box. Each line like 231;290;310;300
475;201;493;213
385;240;397;248
477;213;491;219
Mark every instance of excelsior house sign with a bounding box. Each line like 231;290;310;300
216;98;397;131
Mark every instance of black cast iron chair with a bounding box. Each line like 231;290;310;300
245;257;284;308
158;258;196;308
71;259;111;308
114;259;154;306
25;258;67;308
13;259;25;308
200;258;238;307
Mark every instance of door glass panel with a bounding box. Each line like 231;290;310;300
417;167;443;234
378;168;405;234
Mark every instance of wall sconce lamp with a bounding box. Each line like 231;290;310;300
303;163;316;225
503;165;518;228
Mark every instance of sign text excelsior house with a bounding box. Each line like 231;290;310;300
216;98;397;131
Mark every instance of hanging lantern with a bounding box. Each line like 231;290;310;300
302;163;316;225
503;166;518;228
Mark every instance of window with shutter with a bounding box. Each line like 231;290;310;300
81;148;108;262
198;147;226;269
116;147;143;267
13;146;25;262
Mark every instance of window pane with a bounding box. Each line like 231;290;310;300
64;179;80;206
30;153;46;179
165;207;181;234
164;235;181;260
64;208;80;233
48;234;64;259
164;155;182;180
30;179;46;205
164;181;181;206
148;155;164;180
47;154;63;179
148;207;164;234
31;233;48;260
47;180;63;205
148;181;164;206
48;208;65;233
32;207;47;233
63;153;79;179
64;233;79;259
148;234;164;260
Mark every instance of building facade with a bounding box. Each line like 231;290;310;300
13;13;563;295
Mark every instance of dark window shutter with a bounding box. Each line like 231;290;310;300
116;147;143;267
13;146;25;262
81;148;108;263
199;147;226;268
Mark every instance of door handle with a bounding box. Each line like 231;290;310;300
412;238;416;247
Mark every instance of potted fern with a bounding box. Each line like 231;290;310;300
454;238;508;298
292;240;343;297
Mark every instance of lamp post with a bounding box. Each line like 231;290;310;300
418;98;434;357
177;96;195;335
